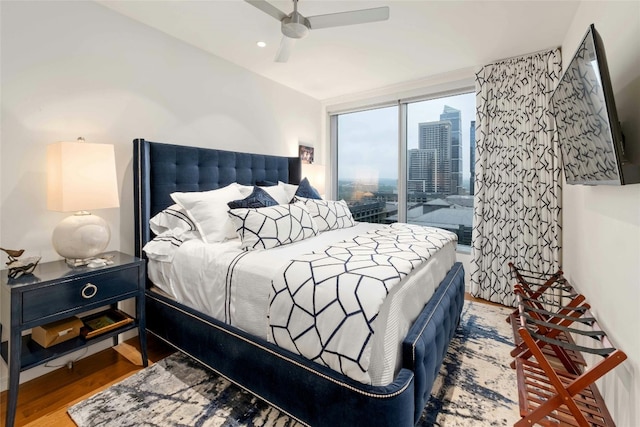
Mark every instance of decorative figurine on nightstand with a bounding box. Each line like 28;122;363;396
1;247;41;279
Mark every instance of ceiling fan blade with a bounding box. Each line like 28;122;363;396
245;0;287;21
275;36;296;62
307;6;389;30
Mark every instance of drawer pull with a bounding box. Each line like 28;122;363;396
81;283;98;299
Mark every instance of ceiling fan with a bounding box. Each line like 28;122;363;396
245;0;389;62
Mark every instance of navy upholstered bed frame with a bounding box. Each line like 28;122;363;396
133;139;465;426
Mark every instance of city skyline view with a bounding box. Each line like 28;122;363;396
337;92;475;183
335;91;476;246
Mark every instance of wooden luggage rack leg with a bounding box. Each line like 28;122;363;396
515;327;626;426
511;285;591;374
512;280;627;427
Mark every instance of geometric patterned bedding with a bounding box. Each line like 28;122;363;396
268;223;457;384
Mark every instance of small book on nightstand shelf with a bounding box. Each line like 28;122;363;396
80;309;134;339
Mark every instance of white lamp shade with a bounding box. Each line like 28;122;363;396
47;141;119;212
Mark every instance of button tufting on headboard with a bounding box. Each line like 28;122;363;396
133;138;300;259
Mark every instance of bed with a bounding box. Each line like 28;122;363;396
133;138;465;427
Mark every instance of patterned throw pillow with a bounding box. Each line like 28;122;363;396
297;198;356;231
228;203;319;250
295;177;322;200
227;186;279;209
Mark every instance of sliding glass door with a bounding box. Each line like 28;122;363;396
333;90;475;248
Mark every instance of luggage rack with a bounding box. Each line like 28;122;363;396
508;264;627;427
507;263;587;373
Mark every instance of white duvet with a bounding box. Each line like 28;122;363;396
147;222;456;386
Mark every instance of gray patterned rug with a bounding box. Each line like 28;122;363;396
68;302;519;426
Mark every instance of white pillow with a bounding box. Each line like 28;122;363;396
171;184;245;243
228;203;319;250
143;229;198;262
149;204;197;236
278;181;298;203
235;183;254;197
297;198;356;232
260;184;290;204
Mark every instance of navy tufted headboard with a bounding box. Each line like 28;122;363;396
133;139;301;258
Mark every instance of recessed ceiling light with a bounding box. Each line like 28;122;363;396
257;41;267;48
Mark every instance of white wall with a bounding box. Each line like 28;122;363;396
561;2;640;426
0;1;321;388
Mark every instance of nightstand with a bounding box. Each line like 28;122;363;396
0;251;148;427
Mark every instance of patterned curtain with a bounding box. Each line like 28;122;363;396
470;49;562;306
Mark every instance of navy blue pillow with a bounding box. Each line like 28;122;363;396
295;177;322;200
256;180;277;187
228;186;279;209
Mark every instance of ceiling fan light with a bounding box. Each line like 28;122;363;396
282;22;308;38
282;12;309;38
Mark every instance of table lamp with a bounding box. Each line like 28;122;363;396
47;138;119;266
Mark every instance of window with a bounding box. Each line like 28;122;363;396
405;93;475;247
332;91;475;248
336;106;398;224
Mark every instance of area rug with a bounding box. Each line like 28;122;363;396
68;301;519;426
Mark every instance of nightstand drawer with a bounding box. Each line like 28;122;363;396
22;267;139;323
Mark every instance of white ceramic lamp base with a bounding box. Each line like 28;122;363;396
52;212;111;265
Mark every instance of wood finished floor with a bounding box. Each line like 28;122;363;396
0;336;175;427
1;293;500;426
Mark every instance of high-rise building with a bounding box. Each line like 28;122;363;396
440;106;462;195
408;148;437;193
470;120;476;195
412;120;451;195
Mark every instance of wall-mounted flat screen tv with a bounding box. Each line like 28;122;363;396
550;24;640;185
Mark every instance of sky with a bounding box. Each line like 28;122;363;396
337;92;476;183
